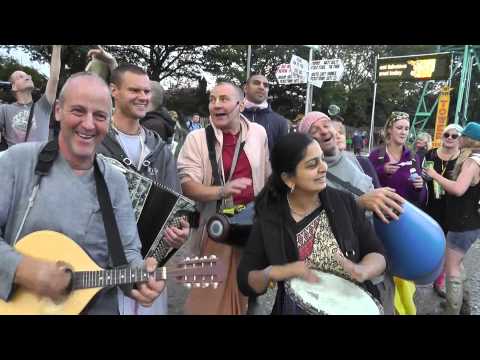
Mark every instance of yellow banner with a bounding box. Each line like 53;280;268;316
432;86;452;148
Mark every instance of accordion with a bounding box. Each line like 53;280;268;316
98;154;199;265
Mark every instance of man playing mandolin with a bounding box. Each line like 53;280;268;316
0;72;164;314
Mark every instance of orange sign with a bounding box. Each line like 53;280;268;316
432;86;452;148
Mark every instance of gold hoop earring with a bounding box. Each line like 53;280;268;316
290;184;295;193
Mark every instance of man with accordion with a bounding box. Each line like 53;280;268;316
94;63;190;315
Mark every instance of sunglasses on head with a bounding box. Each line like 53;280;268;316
443;133;459;139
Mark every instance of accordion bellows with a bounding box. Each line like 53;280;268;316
98;154;198;265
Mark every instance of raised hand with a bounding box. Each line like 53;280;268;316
87;46;116;65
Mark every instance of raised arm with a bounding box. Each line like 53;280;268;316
425;158;479;197
45;45;62;105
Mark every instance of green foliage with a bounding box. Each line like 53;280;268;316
8;44;476;128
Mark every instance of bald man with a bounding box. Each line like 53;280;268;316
0;45;62;148
0;72;165;314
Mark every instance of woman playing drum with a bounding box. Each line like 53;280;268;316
237;133;387;314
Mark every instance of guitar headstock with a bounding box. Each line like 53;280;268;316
174;255;226;289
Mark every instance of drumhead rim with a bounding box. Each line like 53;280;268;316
285;269;384;315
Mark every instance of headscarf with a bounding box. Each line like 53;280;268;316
298;111;331;134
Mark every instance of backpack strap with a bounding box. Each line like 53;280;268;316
326;172;365;197
101;132;139;172
24;101;36;142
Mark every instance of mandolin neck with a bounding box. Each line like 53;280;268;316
72;267;166;290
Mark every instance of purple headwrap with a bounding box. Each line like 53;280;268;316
298;112;331;134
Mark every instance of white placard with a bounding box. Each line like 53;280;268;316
310;59;345;82
275;63;305;85
290;55;309;83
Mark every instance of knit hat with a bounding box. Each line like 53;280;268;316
298;112;331;134
461;122;480;141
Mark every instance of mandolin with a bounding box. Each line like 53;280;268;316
0;231;225;315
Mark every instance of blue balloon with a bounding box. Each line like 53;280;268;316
414;256;445;285
373;201;446;281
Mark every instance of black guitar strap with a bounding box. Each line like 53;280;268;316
205;125;222;186
35;139;132;294
24;101;36;143
93;158;133;294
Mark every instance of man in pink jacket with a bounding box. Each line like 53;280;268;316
177;82;271;314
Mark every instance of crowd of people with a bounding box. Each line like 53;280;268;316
0;46;479;315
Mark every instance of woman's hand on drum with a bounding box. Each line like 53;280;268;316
384;162;400;175
335;252;369;283
164;219;190;249
270;261;320;283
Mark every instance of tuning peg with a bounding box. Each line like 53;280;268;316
202;283;210;288
184;283;192;289
194;256;199;261
195;283;201;288
185;257;190;262
212;282;219;289
209;255;217;260
202;256;208;260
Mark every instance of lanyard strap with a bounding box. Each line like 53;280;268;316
223;128;244;183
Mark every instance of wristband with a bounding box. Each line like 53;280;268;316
219;186;225;199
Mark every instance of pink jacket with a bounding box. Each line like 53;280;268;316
177;114;271;254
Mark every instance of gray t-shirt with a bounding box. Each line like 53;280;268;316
0;142;144;314
0;94;52;147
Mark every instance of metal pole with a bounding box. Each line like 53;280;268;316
305;48;313;114
454;45;470;125
246;45;252;80
368;55;379;154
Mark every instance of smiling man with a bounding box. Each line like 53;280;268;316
95;64;189;315
0;72;165;314
242;74;289;153
177;82;270;314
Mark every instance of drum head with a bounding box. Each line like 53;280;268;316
286;270;382;315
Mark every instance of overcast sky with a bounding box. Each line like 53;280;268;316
0;47;50;76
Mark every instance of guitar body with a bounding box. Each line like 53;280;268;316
0;231;102;315
0;231;225;315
